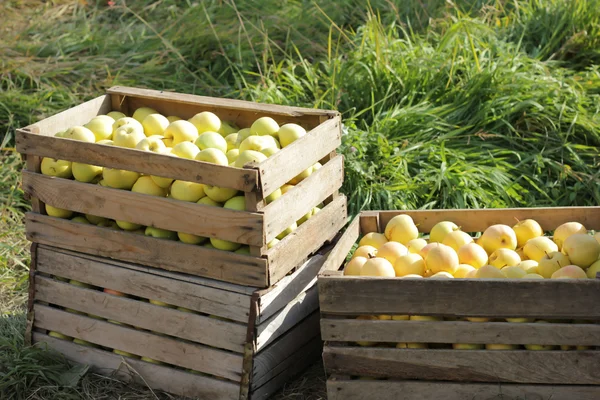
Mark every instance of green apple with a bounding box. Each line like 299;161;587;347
265;188;282;204
116;220;143;231
45;205;73;219
204;185;238;203
54;130;66;137
297;209;313;225
97;220;121;230
132;176;168;197
85;214;108;225
219;121;238;136
145;226;177;240
195;131;227;153
278;123;306;147
87;314;105;320
85;116;114;141
234;150;267;168
140;356;165;365
210;237;241;251
170;180;205;202
112;117;143;135
69;279;95;289
189;111;221;134
177;306;196;313
164;120;199;145
224;196;245;211
62;126;96;143
107;111;127;121
267;238;280;249
41;158;72;178
132;107;158;124
72;162;102;183
113;349;140;359
113;124;146;148
48;331;72;340
148;299;176;308
197;197;222;207
102;168;140;190
97;139;114;146
65;308;87;316
195;148;228;166
142;113;169;136
71;216;91;224
226;149;239;164
236;128;254;145
136;135;166;153
276;222;297;240
177;231;206;244
166;115;181;123
235;246;251;255
73;338;101;348
250;116;279;137
171;141;200;159
203;242;215;249
224;133;239;150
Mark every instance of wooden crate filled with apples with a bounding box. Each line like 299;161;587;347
16;86;347;288
318;207;600;400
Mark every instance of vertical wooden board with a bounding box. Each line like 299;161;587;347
35;276;247;353
320;216;359;273
326;380;600;400
34;333;240;400
323;346;600;384
34;305;244;381
35;246;251;323
359;212;380;234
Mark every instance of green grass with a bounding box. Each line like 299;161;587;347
1;0;599;398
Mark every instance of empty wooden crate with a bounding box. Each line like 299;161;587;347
318;207;600;400
16;86;347;288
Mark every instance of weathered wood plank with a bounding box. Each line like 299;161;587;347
22;172;265;246
318;276;600;319
16;134;258;192
320;319;600;346
34;333;239;400
321;216;359;273
326;379;600;400
35;246;251;322
35;276;247;353
34;305;244;381
359;214;380;234
267;195;347;285
258;117;342;197
323;346;600;384
263;155;344;242
27;214;268;287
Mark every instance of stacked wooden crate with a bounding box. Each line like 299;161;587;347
17;86;347;399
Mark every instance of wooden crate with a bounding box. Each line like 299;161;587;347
16;86;347;288
318;207;600;400
28;244;327;400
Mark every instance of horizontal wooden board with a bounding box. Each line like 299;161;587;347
321;216;359;273
34;305;244;381
370;206;600;233
22;172;265;246
35;276;247;353
263;155;344;242
323;346;600;384
258;117;342;197
27;214;268;287
326;379;600;400
35;246;251;322
16;133;258;192
34;333;239;400
321;319;600;346
318;276;600;319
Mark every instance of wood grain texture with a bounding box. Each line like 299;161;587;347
359;214;380;234
321;216;359;273
267;195;347;285
323;346;600;384
33;333;240;400
318;276;600;319
326;379;600;400
320;319;600;346
27;214;268;287
35;246;251;322
35;276;247;353
34;305;244;381
25;155;44;213
370;206;600;233
22;172;265;246
258;117;342;197
263;155;344;242
16;134;258;192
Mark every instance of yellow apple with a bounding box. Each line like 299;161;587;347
116;220;142;231
554;222;587;250
112;117;143;135
48;331;72;341
204;185;238;202
234;149;268;168
594;232;600;245
72;162;102;183
373;241;407;265
132;176;168;197
278;123;306;147
210;237;242;251
267;239;279;249
62;126;96;142
523;236;558;262
410;315;442;321
226;149;239;164
132;107;158;123
353;245;378;259
166;115;181;123
45;205;73;219
235;246;251;255
452;343;484;350
479;225;517;254
113;349;140;359
425;244;459;275
195;131;228;154
457;243;488;269
393;253;426;277
142;113;169;136
297;209;313;225
453;264;476;278
586;260;600;279
396;343;428;349
288;166;312;184
538;251;571;278
430;271;454;279
360;257;395;277
140;357;165;365
250;116;279;136
344;256;368;276
442;231;473;252
517;260;539;274
195;148;229;166
41;158;73;179
189;111;221;134
85;116;114;141
225;133;239;150
236;128;254;144
358;232;388;249
223;195;246;211
501;266;527;279
475;265;506;279
276;222;297;240
239;135;277;152
107;111;127;120
513;219;543;248
145;227;177;240
197;196;222;207
102;168;140;190
69;279;95;289
265;188;282;204
171;141;200;159
136;135;167;152
465;269;478;278
73;339;101;348
170;180;205;202
164;120;199;145
551;265;587;279
562;234;600;268
71;216;91;224
384;215;419;245
177;232;206;244
261;147;278;157
489;248;521;268
429;221;459;243
486;344;519;350
218;121;238;136
420;243;441;260
406;238;428;254
113;124;146;148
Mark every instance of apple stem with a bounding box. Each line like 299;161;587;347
367;252;377;259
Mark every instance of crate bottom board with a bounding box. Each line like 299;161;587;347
326;379;600;400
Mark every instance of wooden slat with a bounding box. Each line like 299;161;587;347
34;305;244;381
326;379;600;400
321;216;359;273
263;155;344;242
27;214;268;287
258;117;342;197
320;319;600;346
22;173;265;247
318;276;600;319
16;134;258;192
267;195;347;285
255;285;319;351
35;276;246;353
33;333;239;400
35;246;251;322
373;207;600;233
359;213;380;234
323;346;600;384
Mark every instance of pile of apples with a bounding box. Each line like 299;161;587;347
344;215;600;280
41;107;323;251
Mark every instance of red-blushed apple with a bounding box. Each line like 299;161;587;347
103;288;128;297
